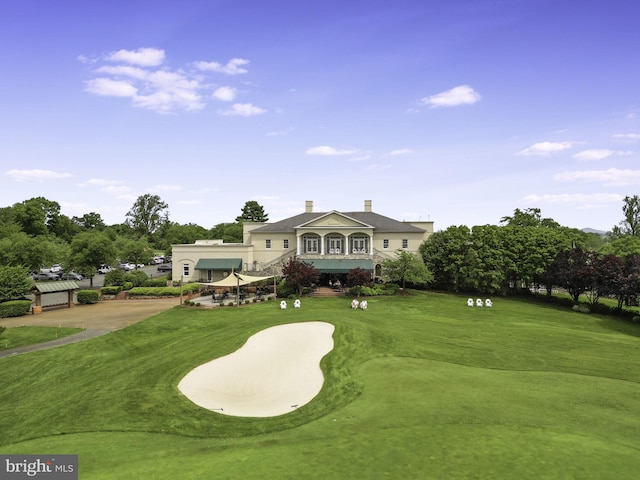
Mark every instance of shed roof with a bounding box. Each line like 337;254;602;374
33;281;80;293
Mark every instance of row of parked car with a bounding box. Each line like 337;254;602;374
32;271;84;281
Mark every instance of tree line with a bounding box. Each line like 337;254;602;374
0;195;268;293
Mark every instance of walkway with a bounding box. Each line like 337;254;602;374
0;298;177;358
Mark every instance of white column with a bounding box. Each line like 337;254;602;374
320;234;325;255
296;235;301;255
369;234;373;255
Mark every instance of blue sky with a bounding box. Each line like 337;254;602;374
1;0;639;232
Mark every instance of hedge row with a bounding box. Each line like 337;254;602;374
77;290;99;304
127;283;201;297
0;300;32;318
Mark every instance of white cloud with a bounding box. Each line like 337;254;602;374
554;168;640;186
82;49;258;113
106;47;165;67
5;169;72;182
212;86;237;101
306;146;358;156
389;149;412;156
221;103;266;116
421;85;481;108
85;78;137;97
613;133;640;141
521;193;623;205
194;58;249;75
95;65;148;80
572;149;630;161
517;141;573;156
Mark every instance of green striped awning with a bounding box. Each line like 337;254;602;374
304;259;373;273
194;258;243;271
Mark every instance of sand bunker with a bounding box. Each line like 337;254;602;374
178;321;335;417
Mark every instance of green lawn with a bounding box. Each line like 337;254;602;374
0;326;83;350
1;292;639;479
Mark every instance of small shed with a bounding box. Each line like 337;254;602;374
31;281;80;314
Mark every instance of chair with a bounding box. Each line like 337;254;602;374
360;300;368;310
351;299;359;309
476;298;483;307
467;298;474;307
485;299;493;307
280;300;287;310
294;299;301;308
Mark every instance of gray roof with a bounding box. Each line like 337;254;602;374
252;211;426;234
33;281;79;293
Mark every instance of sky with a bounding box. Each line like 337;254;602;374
1;0;639;233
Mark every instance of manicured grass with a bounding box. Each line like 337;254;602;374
0;326;83;350
1;292;639;479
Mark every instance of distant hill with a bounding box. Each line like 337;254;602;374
582;228;607;236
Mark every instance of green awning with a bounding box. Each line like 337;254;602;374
304;259;373;273
194;258;243;271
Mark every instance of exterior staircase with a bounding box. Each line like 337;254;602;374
313;286;344;298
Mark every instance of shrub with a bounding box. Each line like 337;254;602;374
104;270;126;287
125;270;148;287
122;282;134;291
77;290;99;304
382;283;400;295
143;278;167;287
0;300;32;318
100;286;122;296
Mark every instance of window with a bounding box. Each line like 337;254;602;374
402;239;408;249
304;236;320;253
351;236;368;254
182;264;190;278
283;239;289;249
383;239;389;249
326;235;343;254
266;239;271;249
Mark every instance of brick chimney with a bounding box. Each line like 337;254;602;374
364;200;372;212
305;200;314;213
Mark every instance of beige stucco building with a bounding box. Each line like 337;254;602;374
171;200;433;284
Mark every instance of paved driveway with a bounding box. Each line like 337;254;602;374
0;299;178;358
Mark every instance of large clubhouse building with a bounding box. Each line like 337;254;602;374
171;200;434;284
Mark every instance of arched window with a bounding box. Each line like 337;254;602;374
303;234;321;254
325;234;345;255
349;234;369;254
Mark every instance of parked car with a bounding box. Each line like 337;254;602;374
50;264;63;273
98;265;113;274
120;263;135;271
60;272;84;281
157;263;172;272
33;272;60;281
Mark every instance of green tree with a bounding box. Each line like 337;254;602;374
600;235;640;258
72;212;106;230
125;194;169;241
611;195;640;238
68;232;117;286
500;207;560;228
382;249;432;290
236;201;269;222
164;222;209;246
0;265;33;301
12;197;61;237
210;222;243;243
120;238;153;267
420;225;472;292
0;233;63;271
